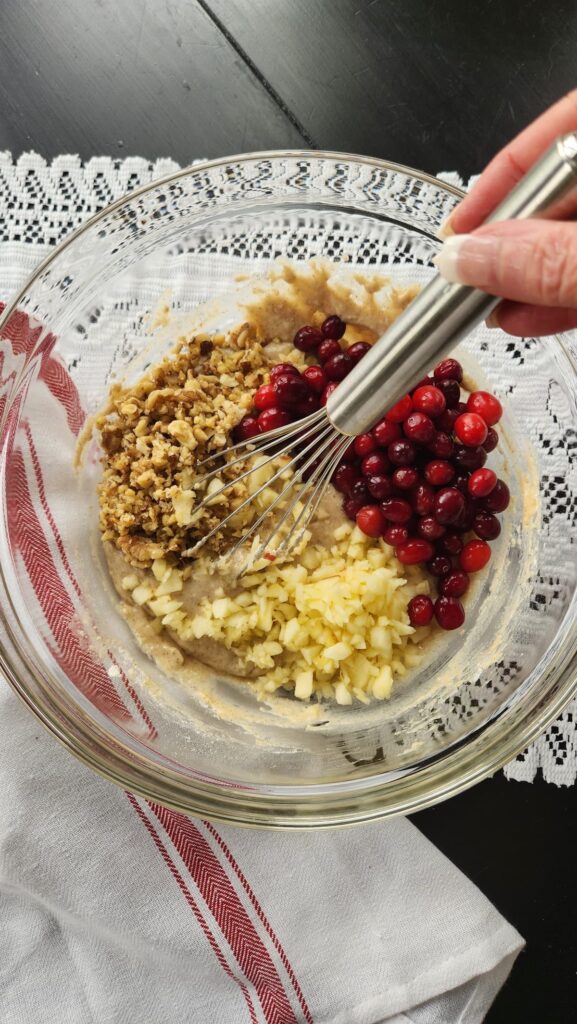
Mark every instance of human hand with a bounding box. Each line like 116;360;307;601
435;90;577;336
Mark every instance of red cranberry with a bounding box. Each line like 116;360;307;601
356;505;386;537
347;341;371;363
258;407;292;432
428;432;454;459
274;373;311;409
437;408;460;433
460;539;491;572
321;314;346;340
381;497;413;523
393;467;419;490
483;479;510;512
386;394;413;423
332;463;361;495
320;382;339;406
434;357;463;383
234;415;261;441
396;538;435;564
428;554;452;577
412;384;446;417
324;351;354;381
253;383;277;410
456;499;477;532
403;411;435;444
483;427;499;452
296;393;320;417
424;459;454;486
468;468;497;497
318;339;342;363
434;487;466;525
467;390;503;425
336;450;356;469
350;479;371;503
473;510;501;540
453;444;487;470
367;474;393;500
417;515;446;541
361;451;390;476
440;569;470;598
453;473;469;494
269;362;300;382
455;412;488;447
343;496;365;521
293;325;323;352
388;439;417;466
434;596;465;630
303;365;326;394
383;524;409;546
408;594;434;627
372;419;401;447
302;458;321;482
354;432;376;457
411;482;435;515
439;530;464;556
412;376;434;392
435;378;461;408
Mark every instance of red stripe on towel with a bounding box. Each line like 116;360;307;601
204;822;313;1024
127;795;258;1024
150;803;299;1024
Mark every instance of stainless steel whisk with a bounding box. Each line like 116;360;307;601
188;133;577;564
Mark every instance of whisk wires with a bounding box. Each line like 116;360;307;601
182;407;349;565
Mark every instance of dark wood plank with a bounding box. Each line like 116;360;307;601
413;775;577;1023
0;0;308;162
204;0;577;177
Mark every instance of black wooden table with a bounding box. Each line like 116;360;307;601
1;1;576;1020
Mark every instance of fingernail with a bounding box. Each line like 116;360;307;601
437;214;455;240
485;309;500;329
433;235;468;282
434;233;499;285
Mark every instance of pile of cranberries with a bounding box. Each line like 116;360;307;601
234;314;364;441
234;315;509;632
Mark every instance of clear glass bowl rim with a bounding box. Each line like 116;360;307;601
1;148;577;830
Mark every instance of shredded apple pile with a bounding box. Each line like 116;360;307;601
118;524;430;704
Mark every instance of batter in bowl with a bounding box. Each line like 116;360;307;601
95;259;432;705
94;257;509;706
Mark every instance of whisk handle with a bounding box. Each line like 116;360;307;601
326;132;577;437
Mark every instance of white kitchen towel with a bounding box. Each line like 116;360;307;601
0;681;522;1024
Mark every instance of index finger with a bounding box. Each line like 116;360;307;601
449;89;577;234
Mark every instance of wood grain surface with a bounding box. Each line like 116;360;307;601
0;0;307;160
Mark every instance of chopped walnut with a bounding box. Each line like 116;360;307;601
96;326;276;569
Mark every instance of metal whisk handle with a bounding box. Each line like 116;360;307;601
326;132;577;437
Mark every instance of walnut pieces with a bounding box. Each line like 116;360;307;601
96;325;276;568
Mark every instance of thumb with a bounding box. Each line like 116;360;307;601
435;219;577;308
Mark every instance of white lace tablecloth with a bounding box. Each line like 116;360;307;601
0;149;575;787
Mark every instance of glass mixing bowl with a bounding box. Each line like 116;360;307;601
1;152;577;829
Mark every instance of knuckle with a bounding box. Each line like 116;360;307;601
502;147;526;184
531;236;577;307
